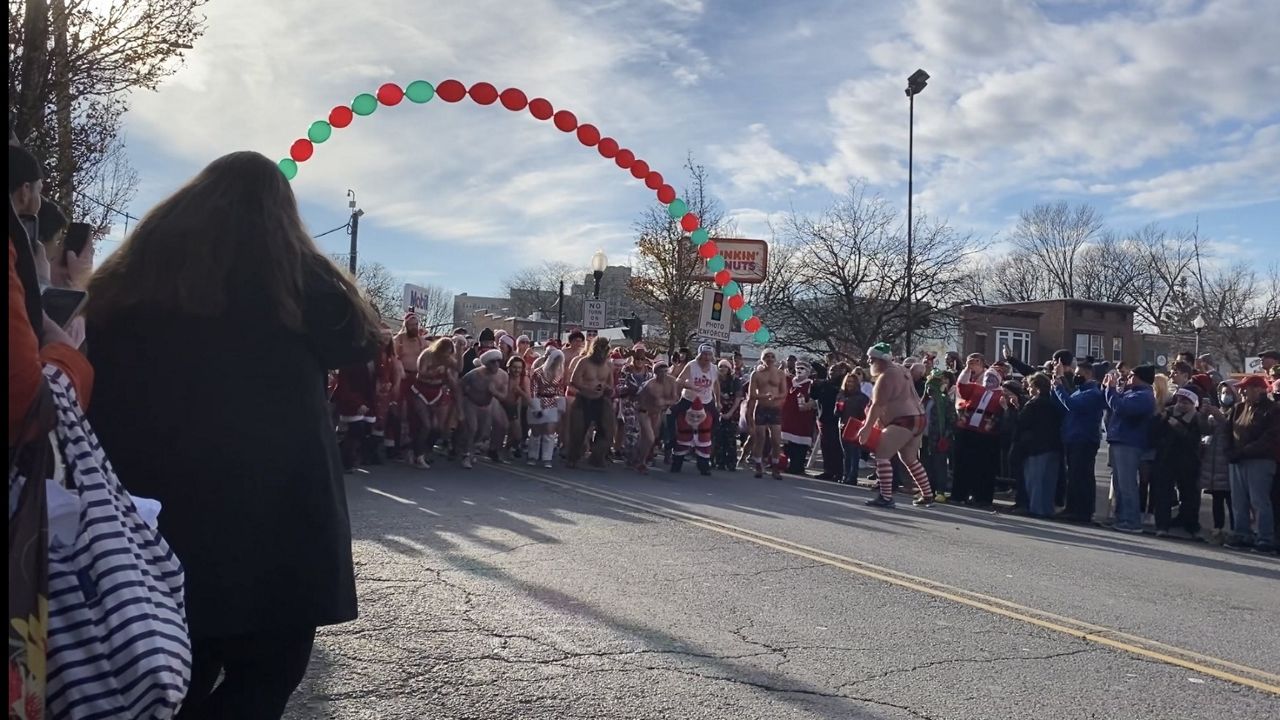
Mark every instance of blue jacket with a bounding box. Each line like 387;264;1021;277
1105;385;1156;449
1053;380;1106;446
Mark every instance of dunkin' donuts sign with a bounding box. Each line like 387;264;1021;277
694;238;769;284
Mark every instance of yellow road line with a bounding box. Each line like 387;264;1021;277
499;465;1280;695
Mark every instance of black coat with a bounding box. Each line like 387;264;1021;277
86;272;376;640
1013;395;1064;460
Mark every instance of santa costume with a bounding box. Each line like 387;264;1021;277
780;360;817;474
672;397;714;476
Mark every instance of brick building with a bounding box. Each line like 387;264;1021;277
960;299;1139;366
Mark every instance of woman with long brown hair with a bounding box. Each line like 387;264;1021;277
84;151;380;719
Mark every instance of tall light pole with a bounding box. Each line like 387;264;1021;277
346;189;363;274
1193;313;1206;358
904;68;929;357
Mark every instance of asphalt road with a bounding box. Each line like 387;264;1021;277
284;458;1279;720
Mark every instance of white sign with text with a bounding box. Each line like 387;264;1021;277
584;300;607;329
699;288;730;341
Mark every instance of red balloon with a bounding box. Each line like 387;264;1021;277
698;242;718;259
614;149;635;169
290;139;314;162
499;88;528;111
645;171;664;190
630;160;650;179
576;124;601;147
728;294;745;311
528;98;554;120
553;110;577;132
436;79;466;102
376;83;404;106
597;137;619;158
714;270;731;286
681;212;700;232
329;105;354;128
744;317;762;333
469;82;499;105
657;184;676;203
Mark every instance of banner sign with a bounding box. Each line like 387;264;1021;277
403;283;432;318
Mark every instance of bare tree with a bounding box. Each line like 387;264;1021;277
503;260;583;319
1123;224;1201;333
753;182;981;355
1008;202;1104;298
629;155;732;348
334;260;448;331
8;0;206;215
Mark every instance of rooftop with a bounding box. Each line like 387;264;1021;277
989;298;1138;312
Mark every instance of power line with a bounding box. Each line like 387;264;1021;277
313;220;351;239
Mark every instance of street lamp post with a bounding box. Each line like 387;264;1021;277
591;249;608;300
904;68;929;357
1193;313;1206;358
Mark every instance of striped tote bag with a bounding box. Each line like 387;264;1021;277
39;366;191;719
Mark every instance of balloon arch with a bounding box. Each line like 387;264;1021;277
275;78;772;345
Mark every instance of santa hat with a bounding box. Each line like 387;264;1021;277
1174;388;1200;407
476;349;504;367
867;342;893;361
981;370;1002;389
717;359;733;371
545;338;563;349
691;397;704;412
633;342;648;354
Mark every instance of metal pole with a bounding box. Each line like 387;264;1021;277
556;280;564;340
347;210;360;275
1194;328;1200;358
905;91;914;357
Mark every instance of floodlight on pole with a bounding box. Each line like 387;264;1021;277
903;68;929;356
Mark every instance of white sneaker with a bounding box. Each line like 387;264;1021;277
543;460;553;469
526;456;538;466
412;456;429;470
462;456;474;470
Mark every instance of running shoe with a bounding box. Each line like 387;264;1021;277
865;495;896;508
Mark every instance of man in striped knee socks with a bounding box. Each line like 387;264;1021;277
859;342;935;508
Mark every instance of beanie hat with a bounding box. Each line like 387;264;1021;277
478;328;495;343
1132;364;1157;385
867;342;892;361
498;334;516;349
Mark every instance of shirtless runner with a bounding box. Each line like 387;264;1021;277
748;349;787;479
633;361;680;472
567;336;615;467
458;349;506;469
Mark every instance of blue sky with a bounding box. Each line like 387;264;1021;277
113;0;1279;298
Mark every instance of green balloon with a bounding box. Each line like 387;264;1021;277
723;281;741;297
405;80;435;103
352;93;378;116
278;158;298;180
706;255;726;273
691;228;709;246
307;121;332;143
735;304;753;321
667;199;688;219
754;327;771;344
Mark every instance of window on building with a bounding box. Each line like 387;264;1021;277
996;329;1032;364
1112;336;1123;363
974;332;988;357
1075;333;1103;360
536;330;550;342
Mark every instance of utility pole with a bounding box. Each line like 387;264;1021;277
51;0;75;211
556;280;565;341
347;189;362;274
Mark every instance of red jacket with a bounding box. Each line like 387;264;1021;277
954;382;1003;435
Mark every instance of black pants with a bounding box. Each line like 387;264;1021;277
819;421;843;477
715;419;738;469
179;628;316;720
784;442;810;475
1153;463;1201;533
340;422;368;470
1064;442;1100;520
953;430;999;505
1210;490;1232;530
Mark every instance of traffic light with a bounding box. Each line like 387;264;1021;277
622;316;644;342
710;292;724;321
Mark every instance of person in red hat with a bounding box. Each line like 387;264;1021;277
1223;374;1278;553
